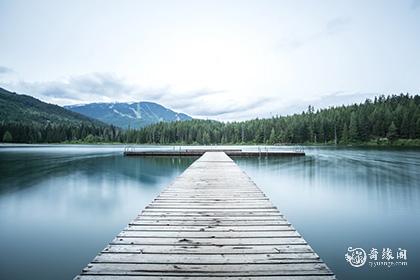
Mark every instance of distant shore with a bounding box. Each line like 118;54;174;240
2;138;420;148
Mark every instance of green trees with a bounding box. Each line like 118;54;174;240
387;122;398;141
126;94;420;145
0;122;120;143
268;128;276;144
1;93;419;144
2;131;12;142
341;123;349;144
84;134;96;143
348;112;359;142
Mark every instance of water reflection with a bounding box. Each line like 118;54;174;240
1;145;419;280
0;148;195;280
235;148;420;280
0;149;195;193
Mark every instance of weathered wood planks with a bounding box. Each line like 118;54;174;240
124;149;305;157
75;152;334;280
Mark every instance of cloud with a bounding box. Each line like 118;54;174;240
0;66;13;74
182;96;273;117
277;16;351;51
5;73;146;104
1;71;276;120
0;72;240;118
155;89;225;111
276;38;305;52
31;73;221;110
0;71;386;122
3;71;372;122
274;91;380;116
326;17;351;35
0;70;282;120
411;0;420;10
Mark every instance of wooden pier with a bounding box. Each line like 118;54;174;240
75;152;334;279
124;148;305;157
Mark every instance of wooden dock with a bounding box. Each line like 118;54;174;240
124;149;305;157
75;152;334;280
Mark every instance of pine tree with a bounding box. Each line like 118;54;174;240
387;121;398;142
268;128;276;144
400;112;410;138
202;131;210;145
349;112;359;142
341;123;349;144
2;131;12;142
416;119;420;138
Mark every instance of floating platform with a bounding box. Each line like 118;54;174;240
124;148;305;157
75;152;334;279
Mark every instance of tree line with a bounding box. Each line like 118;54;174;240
124;94;420;145
1;94;420;145
0;122;121;143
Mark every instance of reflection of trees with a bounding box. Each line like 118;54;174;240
234;149;418;194
0;153;196;194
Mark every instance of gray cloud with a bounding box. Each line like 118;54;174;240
276;91;380;116
66;73;139;100
184;97;273;117
156;89;226;111
9;73;143;103
326;17;351;35
411;0;420;10
39;83;74;99
161;93;275;120
277;16;351;51
1;72;245;118
0;72;384;122
3;72;374;121
0;66;13;74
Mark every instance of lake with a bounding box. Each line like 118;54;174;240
0;145;419;279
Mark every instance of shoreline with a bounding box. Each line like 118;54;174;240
1;139;420;149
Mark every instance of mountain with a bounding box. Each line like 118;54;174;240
0;87;106;127
0;87;120;143
65;102;192;129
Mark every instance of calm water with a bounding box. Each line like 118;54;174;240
0;145;419;279
235;147;420;280
0;145;196;280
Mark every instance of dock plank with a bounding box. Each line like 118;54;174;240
77;276;335;280
125;225;294;232
102;244;314;254
92;253;321;263
123;149;306;157
75;152;334;279
80;263;332;276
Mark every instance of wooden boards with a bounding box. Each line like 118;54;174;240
123;150;305;157
74;152;334;280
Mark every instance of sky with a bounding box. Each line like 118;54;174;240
0;0;419;121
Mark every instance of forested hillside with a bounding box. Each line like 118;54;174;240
0;87;120;143
1;88;419;145
124;94;420;145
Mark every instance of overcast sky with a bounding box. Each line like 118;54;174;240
1;0;419;120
